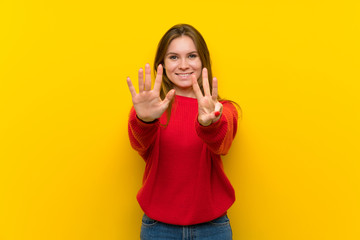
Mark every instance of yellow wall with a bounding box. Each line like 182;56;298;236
1;0;359;239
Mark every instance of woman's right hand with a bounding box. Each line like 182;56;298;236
126;63;175;122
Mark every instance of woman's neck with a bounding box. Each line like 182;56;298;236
173;87;196;98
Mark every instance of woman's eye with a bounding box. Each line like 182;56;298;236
169;55;178;60
189;54;197;59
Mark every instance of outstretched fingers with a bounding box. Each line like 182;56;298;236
192;74;203;100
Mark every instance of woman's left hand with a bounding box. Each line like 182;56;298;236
192;68;223;126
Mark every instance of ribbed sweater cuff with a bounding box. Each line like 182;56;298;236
136;115;159;125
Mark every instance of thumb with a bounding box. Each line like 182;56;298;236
162;89;176;108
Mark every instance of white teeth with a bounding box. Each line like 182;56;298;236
177;73;191;77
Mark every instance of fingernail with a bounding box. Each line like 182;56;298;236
215;111;220;117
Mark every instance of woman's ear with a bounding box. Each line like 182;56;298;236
162;65;167;74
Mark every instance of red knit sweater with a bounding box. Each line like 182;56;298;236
128;95;238;225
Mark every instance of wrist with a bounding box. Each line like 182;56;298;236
136;115;157;124
198;117;212;127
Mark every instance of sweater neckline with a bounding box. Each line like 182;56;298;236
175;94;198;103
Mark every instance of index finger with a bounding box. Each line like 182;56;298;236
192;74;203;100
202;68;211;96
153;64;163;93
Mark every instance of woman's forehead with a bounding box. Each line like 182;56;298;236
166;36;197;53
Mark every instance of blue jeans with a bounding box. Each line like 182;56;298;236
140;214;232;240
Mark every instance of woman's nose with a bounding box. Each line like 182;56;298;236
179;59;189;70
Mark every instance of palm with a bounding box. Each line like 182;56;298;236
132;90;166;121
197;96;216;124
192;68;223;126
127;64;175;122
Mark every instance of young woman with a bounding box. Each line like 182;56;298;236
126;24;239;240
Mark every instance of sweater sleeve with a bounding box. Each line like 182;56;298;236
195;101;238;155
128;107;160;159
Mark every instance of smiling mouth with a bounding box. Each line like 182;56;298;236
175;72;193;77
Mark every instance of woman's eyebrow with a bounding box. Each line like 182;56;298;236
165;51;198;56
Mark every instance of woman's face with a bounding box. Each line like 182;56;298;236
164;36;202;97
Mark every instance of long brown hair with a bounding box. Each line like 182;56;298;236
154;24;241;123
